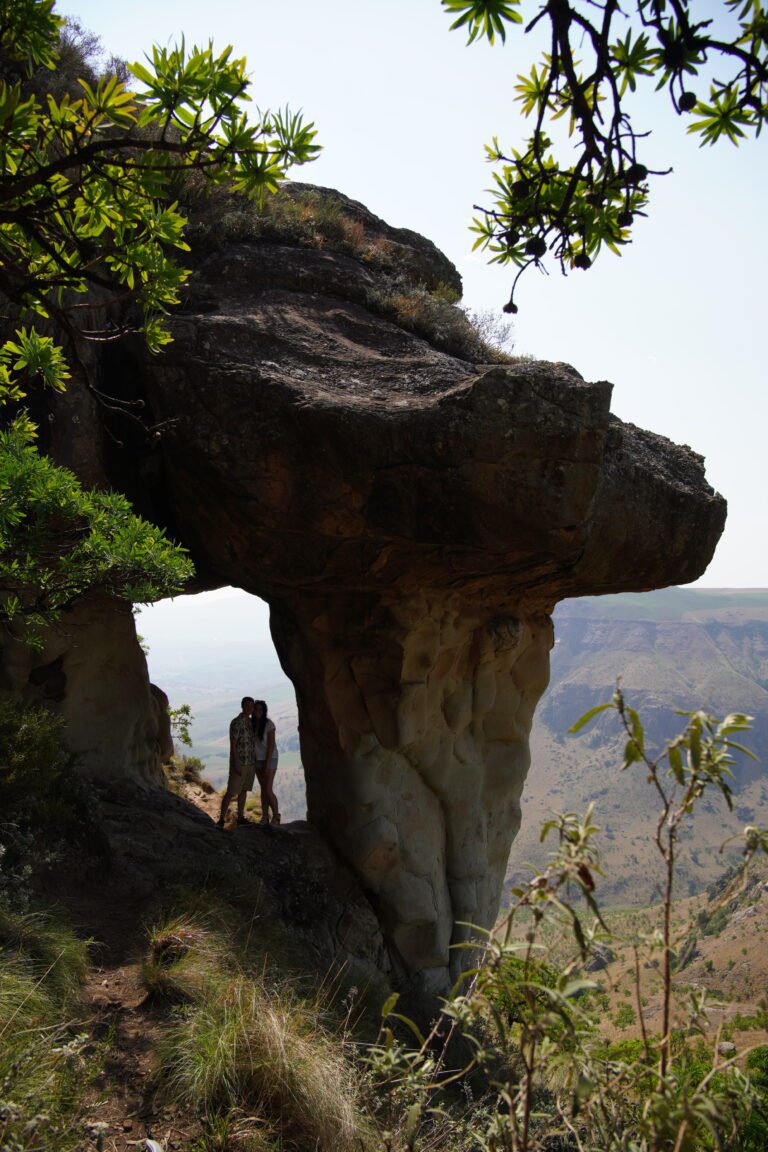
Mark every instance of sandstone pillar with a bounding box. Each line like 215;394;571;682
271;592;552;991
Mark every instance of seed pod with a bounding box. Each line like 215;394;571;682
574;252;591;269
679;91;697;112
525;236;547;258
617;210;633;229
625;163;648;185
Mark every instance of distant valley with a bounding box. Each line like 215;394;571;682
141;587;768;907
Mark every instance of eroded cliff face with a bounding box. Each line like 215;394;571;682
1;187;727;992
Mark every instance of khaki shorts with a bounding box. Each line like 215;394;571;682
227;757;257;793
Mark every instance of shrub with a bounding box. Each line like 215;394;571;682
0;700;71;815
367;279;516;363
163;753;215;797
613;1001;636;1029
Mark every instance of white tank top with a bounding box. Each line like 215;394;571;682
253;718;277;761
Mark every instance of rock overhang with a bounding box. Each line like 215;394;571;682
11;186;727;992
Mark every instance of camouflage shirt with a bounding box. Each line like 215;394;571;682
229;713;257;767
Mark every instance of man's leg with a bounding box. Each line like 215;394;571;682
218;789;234;826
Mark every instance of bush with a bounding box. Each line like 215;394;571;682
367;279;517;363
491;953;559;1024
613;1001;636;1029
0;700;71;815
368;695;767;1151
163;753;215;797
184;182;519;364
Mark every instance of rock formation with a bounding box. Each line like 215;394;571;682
2;186;726;992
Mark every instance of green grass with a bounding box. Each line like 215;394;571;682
0;903;91;1152
0;903;88;1007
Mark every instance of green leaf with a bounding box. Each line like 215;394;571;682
568;703;612;734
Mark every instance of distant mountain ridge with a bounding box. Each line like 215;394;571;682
544;588;768;766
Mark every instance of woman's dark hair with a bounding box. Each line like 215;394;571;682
253;700;268;740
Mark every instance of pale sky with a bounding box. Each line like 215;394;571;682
63;0;767;587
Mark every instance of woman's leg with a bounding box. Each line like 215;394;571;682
264;766;279;822
256;761;269;823
236;787;248;820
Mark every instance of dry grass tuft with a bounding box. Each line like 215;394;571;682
159;974;369;1151
142;910;235;1002
368;281;518;363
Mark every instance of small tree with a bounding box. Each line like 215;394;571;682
0;1;318;639
440;0;768;310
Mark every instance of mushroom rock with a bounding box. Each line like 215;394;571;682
10;190;726;991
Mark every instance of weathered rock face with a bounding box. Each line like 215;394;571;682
1;594;170;782
271;592;551;985
2;188;727;991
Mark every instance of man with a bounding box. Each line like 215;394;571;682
218;696;257;827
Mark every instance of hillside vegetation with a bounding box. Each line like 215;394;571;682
3;686;768;1150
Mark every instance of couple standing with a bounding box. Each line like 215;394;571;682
218;697;280;827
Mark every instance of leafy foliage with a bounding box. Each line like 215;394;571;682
0;9;318;355
169;702;194;748
0;420;193;636
0;2;318;638
440;0;768;309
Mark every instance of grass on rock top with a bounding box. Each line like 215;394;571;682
185;182;518;365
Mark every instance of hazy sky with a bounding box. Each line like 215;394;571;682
63;0;767;587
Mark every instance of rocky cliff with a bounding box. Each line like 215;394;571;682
2;186;727;993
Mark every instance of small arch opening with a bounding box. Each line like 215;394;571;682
137;587;306;821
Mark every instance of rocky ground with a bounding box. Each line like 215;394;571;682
37;770;390;1151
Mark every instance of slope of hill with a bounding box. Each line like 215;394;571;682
140;587;768;906
515;588;768;904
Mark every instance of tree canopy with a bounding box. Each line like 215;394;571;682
0;0;318;640
441;0;768;309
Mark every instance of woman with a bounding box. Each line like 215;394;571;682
253;699;280;825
